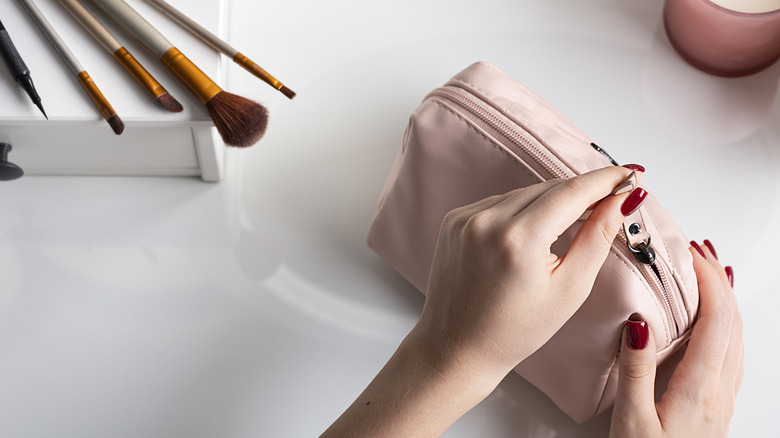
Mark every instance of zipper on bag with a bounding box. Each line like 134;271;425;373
426;85;687;341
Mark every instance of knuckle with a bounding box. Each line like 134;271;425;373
495;228;524;264
599;222;620;247
715;306;734;332
560;177;586;194
701;391;721;412
462;211;496;240
688;385;721;411
442;208;465;228
620;361;654;380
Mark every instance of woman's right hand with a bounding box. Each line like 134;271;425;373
609;241;742;437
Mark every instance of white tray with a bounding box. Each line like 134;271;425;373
0;0;227;181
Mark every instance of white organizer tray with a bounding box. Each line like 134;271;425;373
0;0;227;181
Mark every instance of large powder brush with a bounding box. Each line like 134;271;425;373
88;0;268;147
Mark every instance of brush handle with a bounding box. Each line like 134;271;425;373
59;0;171;101
18;0;83;74
143;0;237;57
88;0;173;57
58;0;121;53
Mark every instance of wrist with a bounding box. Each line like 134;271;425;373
404;325;508;401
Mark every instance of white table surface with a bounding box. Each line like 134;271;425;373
1;0;778;436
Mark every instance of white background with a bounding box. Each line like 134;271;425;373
1;0;778;436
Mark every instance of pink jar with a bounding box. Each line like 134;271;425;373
663;0;780;77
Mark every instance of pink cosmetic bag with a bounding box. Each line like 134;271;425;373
367;62;699;423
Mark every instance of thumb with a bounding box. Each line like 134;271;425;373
611;317;658;432
555;183;632;291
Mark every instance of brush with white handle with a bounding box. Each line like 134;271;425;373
88;0;268;147
143;0;295;99
18;0;123;134
58;0;182;112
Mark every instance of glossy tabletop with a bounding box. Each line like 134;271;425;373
1;0;778;436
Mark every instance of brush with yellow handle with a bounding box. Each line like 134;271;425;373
88;0;268;147
57;0;182;113
18;0;123;135
143;0;295;99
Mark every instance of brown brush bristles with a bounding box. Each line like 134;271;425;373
206;91;268;147
156;93;184;113
280;85;296;100
107;114;124;135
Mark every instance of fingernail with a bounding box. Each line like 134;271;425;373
612;171;637;195
725;266;734;288
703;239;718;259
622;164;645;172
627;320;649;350
690;241;705;258
620;187;648;216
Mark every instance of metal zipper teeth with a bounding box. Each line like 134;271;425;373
426;87;574;180
429;85;686;340
654;255;688;334
614;230;677;340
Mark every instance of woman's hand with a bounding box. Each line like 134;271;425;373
413;165;647;381
609;241;742;437
323;166;647;437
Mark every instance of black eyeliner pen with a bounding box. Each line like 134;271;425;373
0;18;47;118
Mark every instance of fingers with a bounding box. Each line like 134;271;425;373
551;168;644;293
444;179;565;228
553;182;628;290
611;317;659;433
673;245;734;394
488;178;567;218
696;240;744;399
518;166;638;245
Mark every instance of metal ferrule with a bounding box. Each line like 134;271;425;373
160;47;221;104
113;47;166;98
77;71;115;121
233;52;282;90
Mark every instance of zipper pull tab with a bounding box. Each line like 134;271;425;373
629;235;657;265
625;220;656;265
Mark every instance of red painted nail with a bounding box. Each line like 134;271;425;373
621;187;648;216
627;320;649;350
690;241;705;258
622;164;645;172
725;266;734;288
703;239;718;259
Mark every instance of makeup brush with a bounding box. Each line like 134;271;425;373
142;0;295;100
88;0;267;147
18;0;123;134
57;0;182;112
0;19;47;118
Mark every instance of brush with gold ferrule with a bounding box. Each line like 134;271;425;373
142;0;295;99
57;0;182;112
89;0;268;147
18;0;123;134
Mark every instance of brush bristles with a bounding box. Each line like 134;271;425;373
156;93;184;113
206;91;268;147
280;85;296;100
107;114;124;135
